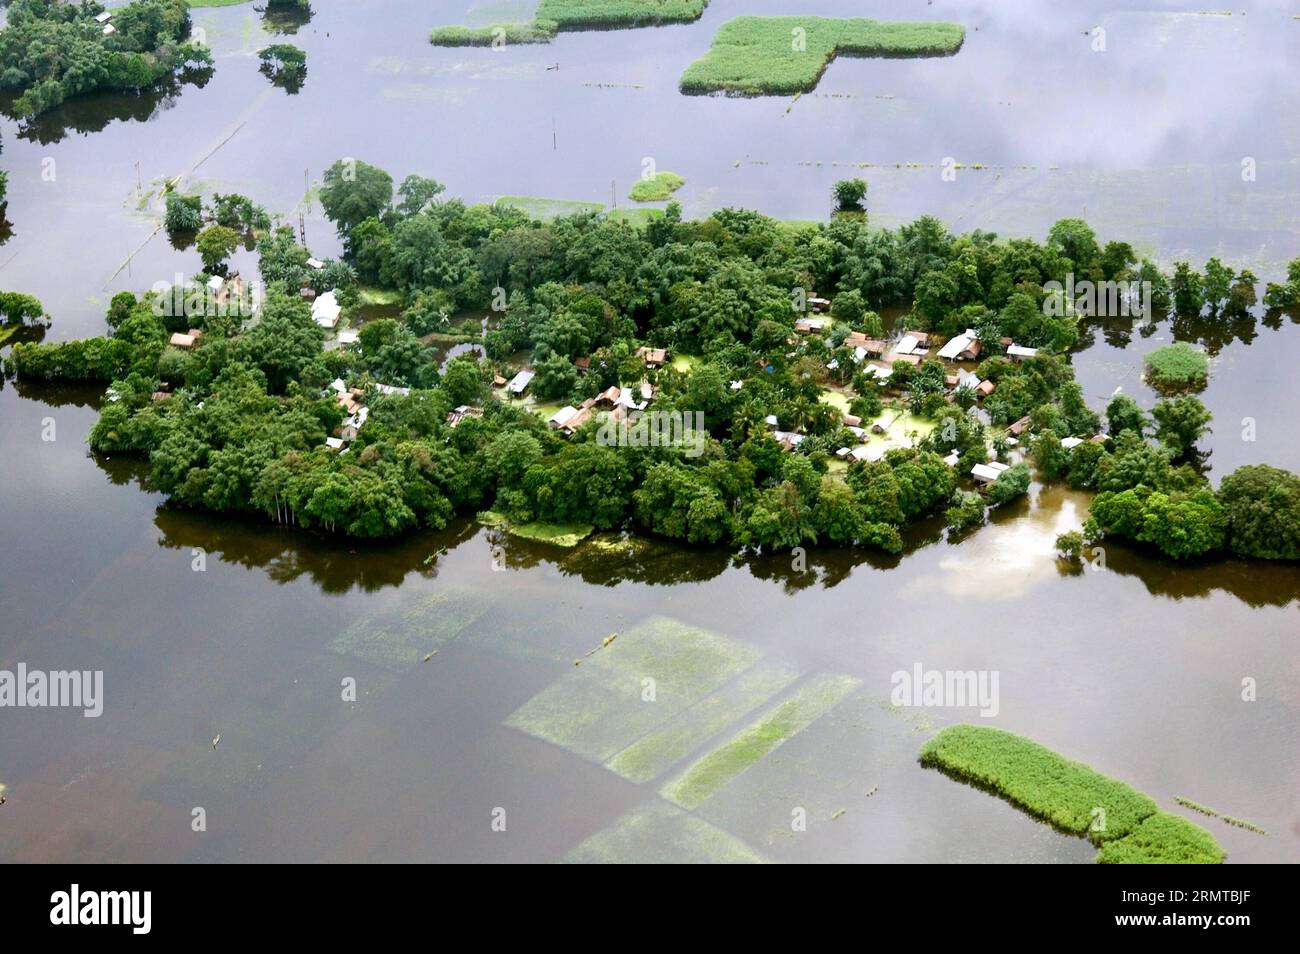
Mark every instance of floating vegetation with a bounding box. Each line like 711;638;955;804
564;801;768;863
432;0;708;46
661;672;861;809
680;17;965;96
628;171;685;202
1173;796;1268;835
921;726;1225;863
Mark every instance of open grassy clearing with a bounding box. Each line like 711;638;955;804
432;0;707;46
921;726;1224;863
680;17;965;96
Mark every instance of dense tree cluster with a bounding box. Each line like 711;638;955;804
0;0;212;118
5;161;1297;562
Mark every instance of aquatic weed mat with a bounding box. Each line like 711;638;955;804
503;615;768;766
563;799;768;863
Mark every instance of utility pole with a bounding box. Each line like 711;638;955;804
299;168;308;245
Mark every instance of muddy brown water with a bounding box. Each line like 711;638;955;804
0;0;1296;862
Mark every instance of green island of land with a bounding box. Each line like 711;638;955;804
680;17;966;96
431;0;708;46
920;725;1225;864
629;172;685;202
6;159;1299;565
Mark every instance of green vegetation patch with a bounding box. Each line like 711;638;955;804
505;616;762;764
1144;341;1209;389
478;509;593;546
680;17;966;96
564;800;768;863
920;725;1156;841
1095;812;1226;864
661;672;861;809
628;172;685;203
921;726;1224;863
605;663;799;783
331;587;488;671
432;0;707;46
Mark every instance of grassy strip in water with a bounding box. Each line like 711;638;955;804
628;171;685;202
1174;795;1268;835
680;17;966;96
921;726;1224;863
661;672;860;809
431;20;559;46
432;0;707;46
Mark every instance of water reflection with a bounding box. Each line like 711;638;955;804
138;472;1300;608
0;68;214;147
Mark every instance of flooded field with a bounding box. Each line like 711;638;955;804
0;0;1296;862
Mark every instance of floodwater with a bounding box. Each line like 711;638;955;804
0;0;1296;862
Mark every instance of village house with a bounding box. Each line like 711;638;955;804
446;404;483;428
169;331;199;350
970;461;1011;484
885;352;922;366
1008;415;1032;437
937;329;981;361
892;334;924;356
311;290;342;329
506;369;534;395
636;346;669;368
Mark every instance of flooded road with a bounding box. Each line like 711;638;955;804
0;0;1296;862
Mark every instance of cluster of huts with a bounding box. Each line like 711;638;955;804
322;378;411;451
547;380;658;436
495;345;669;437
